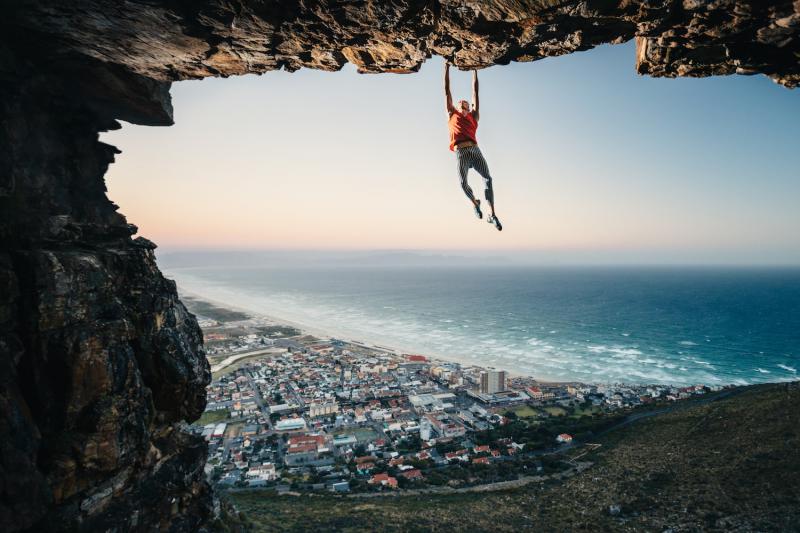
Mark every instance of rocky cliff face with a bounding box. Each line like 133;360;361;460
0;49;210;532
1;1;798;531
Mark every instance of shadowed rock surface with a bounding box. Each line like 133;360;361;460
1;51;211;532
1;1;798;531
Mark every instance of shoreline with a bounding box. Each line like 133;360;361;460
170;276;798;389
175;284;570;384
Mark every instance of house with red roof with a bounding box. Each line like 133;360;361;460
285;434;330;466
445;449;470;462
357;462;375;474
556;433;573;443
399;469;423;480
368;473;398;488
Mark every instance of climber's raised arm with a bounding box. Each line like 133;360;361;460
472;69;479;121
444;62;455;115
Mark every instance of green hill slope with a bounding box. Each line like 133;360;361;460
228;382;800;532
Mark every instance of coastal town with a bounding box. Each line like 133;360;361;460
185;296;724;495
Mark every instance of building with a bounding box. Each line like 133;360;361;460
331;481;350;493
309;401;339;418
274;417;307;432
423;414;466;439
285;434;329;465
284;443;318;465
556;433;573;443
368;473;398;488
246;463;277;481
399;469;423;480
526;386;555;401
420;416;433;441
241;424;260;437
268;403;295;414
480;369;507;394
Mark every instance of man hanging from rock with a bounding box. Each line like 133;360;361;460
444;62;502;231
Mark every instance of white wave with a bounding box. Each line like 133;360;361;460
614;348;643;357
589;345;643;358
170;268;794;387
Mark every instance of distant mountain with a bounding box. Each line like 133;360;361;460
156;249;507;269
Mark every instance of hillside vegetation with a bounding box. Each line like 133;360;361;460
228;382;800;532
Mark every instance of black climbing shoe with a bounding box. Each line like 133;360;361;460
473;200;483;220
488;215;502;231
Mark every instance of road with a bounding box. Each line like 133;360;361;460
247;374;273;430
210;347;287;373
348;461;594;498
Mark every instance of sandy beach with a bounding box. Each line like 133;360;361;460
175;283;542;380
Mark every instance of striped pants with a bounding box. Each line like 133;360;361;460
456;145;494;207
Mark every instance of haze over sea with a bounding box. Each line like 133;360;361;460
161;252;800;386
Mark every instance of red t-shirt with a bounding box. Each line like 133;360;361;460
448;111;478;151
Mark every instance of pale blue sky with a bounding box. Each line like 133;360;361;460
103;41;800;264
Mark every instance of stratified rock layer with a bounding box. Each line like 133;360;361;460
1;1;798;531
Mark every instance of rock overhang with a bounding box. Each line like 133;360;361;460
5;1;798;126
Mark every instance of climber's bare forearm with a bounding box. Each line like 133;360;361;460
472;70;479;121
444;62;455;114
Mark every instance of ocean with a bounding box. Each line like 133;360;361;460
163;262;800;386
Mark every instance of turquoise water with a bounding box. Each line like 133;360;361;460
167;265;800;386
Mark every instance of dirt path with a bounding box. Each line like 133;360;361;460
347;461;593;498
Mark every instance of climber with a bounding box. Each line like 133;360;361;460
444;62;502;231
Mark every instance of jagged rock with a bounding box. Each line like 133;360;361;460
0;53;211;531
5;1;800;92
0;1;797;531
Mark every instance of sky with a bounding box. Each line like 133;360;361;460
102;41;800;264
